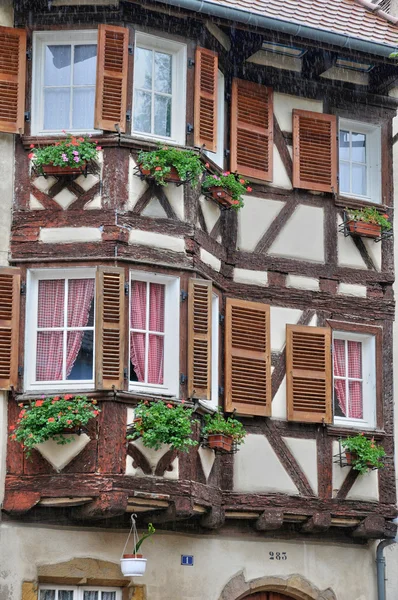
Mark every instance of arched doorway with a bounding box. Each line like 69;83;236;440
246;595;295;600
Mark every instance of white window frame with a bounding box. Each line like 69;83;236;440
338;118;381;204
39;584;122;600
31;30;98;136
210;293;219;408
129;270;180;396
25;267;96;392
205;70;225;168
132;32;187;145
333;330;376;429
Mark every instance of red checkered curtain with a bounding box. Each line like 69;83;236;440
66;278;95;377
333;338;363;419
130;281;146;382
36;279;65;381
148;283;164;384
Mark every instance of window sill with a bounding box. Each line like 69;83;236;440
327;425;385;440
335;195;387;211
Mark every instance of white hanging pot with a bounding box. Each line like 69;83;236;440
120;554;147;577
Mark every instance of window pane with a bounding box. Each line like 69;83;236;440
36;331;64;381
352;163;367;196
72;87;95;130
334;384;347;418
339;161;350;194
44;45;71;86
351;132;366;163
38;280;65;328
66;330;94;380
67;279;95;327
44;88;70;130
154;94;171;137
40;591;56;600
133;90;152;133
148;334;164;384
134;47;153;90
74;44;97;85
102;593;116;600
149;283;165;332
333;339;346;377
339;130;350;161
130;332;146;382
58;592;74;600
348;380;363;419
131;281;147;329
154;51;172;93
347;341;362;379
83;593;98;600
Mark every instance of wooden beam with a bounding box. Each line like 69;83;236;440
201;506;225;529
255;509;284;531
353;515;386;539
301;512;331;533
71;492;128;520
38;497;93;507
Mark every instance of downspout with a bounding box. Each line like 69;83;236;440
376;518;398;600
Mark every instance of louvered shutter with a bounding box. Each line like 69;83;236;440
292;109;337;193
0;268;20;390
95;267;125;389
230;78;273;182
286;324;332;423
225;298;271;416
188;278;212;399
0;26;26;134
194;47;218;152
95;24;129;132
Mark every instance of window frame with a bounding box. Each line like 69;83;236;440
38;584;122;600
129;270;180;397
132;32;187;145
338;118;381;204
31;29;98;136
25;267;96;393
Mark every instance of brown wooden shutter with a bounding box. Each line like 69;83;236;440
95;24;129;133
194;47;218;152
0;26;26;134
292;109;337;193
230;78;273;182
225;298;271;416
286;324;332;423
95;267;125;389
188;278;212;399
0;268;21;390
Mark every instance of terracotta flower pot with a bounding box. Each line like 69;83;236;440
207;433;233;452
345;451;374;469
207;185;235;208
347;220;381;239
139;165;182;183
39;162;87;176
120;554;147;577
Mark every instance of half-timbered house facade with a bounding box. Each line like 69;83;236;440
1;0;398;599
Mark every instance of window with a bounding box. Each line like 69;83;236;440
25;268;96;391
205;70;225;168
133;32;186;144
39;586;121;600
32;30;97;135
333;331;376;429
339;119;381;203
129;271;179;396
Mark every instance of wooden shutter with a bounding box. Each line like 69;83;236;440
188;278;212;399
0;268;20;390
292;109;337;192
230;78;273;181
194;47;218;152
286;324;332;423
0;26;26;134
225;298;271;416
95;24;129;132
95;267;125;389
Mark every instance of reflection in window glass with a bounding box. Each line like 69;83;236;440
339;129;367;197
40;591;56;600
83;592;98;600
59;592;74;600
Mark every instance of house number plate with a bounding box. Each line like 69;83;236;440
269;552;287;560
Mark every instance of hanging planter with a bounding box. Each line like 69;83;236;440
120;515;155;577
136;146;204;187
206;186;235;208
340;435;386;474
201;172;252;211
346;220;381;239
207;433;234;452
29;133;101;178
339;208;392;242
201;409;246;454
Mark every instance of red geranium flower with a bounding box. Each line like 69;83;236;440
155;166;162;171
64;394;74;400
67;420;72;425
246;186;252;192
166;403;173;408
9;425;15;431
29;144;35;148
93;410;99;417
48;417;55;422
35;400;44;407
11;434;17;440
28;153;34;159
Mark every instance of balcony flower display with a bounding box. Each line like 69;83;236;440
202;409;246;453
345;207;391;239
342;434;385;475
10;395;100;455
201;171;252;210
29;132;101;176
137;146;204;186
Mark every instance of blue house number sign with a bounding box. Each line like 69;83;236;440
181;555;194;566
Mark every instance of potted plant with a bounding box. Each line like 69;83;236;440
201;172;252;210
121;522;155;577
137;146;204;186
202;409;246;452
127;400;198;453
344;207;391;239
341;434;385;475
29;132;101;176
10;395;100;456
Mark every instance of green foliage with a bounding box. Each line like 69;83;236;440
128;401;198;452
347;206;391;231
202;409;246;446
10;395;101;455
137;146;205;187
342;434;385;475
29;133;100;173
201;172;252;210
134;523;156;555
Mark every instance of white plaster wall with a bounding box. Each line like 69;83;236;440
268;205;325;263
282;437;318;494
273;93;323;133
337;215;367;269
128;230;185;252
200;249;221;272
0;523;378;600
270;145;292;190
39;227;102;244
199;195;220;233
270;306;302;352
237;196;284;251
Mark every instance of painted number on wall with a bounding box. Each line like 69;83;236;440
269;552;287;560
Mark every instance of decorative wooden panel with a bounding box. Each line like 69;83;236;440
286;324;332;423
188;278;212;399
0;268;20;390
95;24;129;132
231;78;273;181
194;47;218;152
0;26;26;134
95;267;125;389
292;109;337;192
225;298;271;416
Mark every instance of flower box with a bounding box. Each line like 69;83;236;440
120;554;147;577
346;220;381;239
139;164;182;184
207;433;233;452
345;451;374;469
39;162;87;176
207;186;235;208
